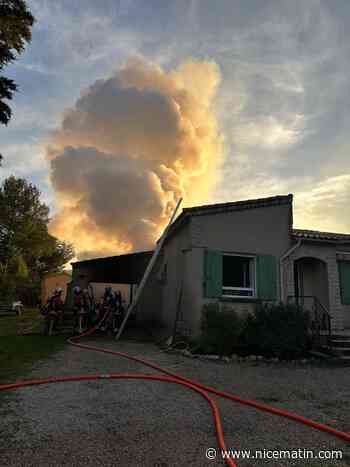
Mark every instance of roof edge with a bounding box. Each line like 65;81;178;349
293;228;350;243
72;250;153;266
183;194;293;216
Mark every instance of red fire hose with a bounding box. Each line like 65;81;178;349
1;316;349;467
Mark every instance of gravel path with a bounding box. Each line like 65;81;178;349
0;337;349;467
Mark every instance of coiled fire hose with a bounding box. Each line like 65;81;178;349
1;313;349;467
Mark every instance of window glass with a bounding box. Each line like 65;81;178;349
223;255;252;288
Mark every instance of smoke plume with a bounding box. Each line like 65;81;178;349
49;58;223;259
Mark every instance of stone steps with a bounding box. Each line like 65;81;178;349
330;333;350;361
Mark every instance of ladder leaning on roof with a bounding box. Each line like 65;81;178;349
115;198;183;341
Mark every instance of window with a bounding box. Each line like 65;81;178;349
203;250;277;300
222;254;255;297
338;261;350;305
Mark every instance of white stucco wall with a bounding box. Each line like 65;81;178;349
283;243;349;331
190;203;292;254
175;201;293;335
138;221;192;334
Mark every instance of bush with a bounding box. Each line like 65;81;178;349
0;274;40;306
192;302;311;360
0;274;16;302
239;303;311;360
194;302;244;356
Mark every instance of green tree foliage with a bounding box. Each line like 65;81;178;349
16;253;28;278
0;176;74;302
36;236;75;275
0;0;35;125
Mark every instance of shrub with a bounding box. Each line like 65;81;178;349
239;302;311;360
0;274;16;302
192;302;311;360
195;302;244;356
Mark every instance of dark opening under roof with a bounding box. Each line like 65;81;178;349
72;250;153;284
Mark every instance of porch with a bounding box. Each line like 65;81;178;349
282;241;350;358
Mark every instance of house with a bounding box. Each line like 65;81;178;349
41;271;72;304
71;194;350;339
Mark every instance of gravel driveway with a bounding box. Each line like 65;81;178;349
0;337;349;467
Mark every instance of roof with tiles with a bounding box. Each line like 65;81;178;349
292;229;350;243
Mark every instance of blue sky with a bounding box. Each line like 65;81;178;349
1;0;350;256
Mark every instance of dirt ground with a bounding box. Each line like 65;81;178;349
0;337;349;466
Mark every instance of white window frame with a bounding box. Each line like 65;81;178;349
222;253;256;299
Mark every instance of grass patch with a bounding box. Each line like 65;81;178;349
0;335;66;383
0;308;41;337
0;309;67;385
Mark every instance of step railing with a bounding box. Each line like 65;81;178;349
287;295;332;347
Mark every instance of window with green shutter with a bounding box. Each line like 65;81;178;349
203;250;223;298
338;261;350;305
203;251;278;300
256;255;278;300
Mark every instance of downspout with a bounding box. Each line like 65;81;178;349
280;240;302;303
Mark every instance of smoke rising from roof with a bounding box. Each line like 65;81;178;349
48;58;223;259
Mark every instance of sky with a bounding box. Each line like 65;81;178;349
1;0;350;258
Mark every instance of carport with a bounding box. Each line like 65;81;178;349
68;250;153;306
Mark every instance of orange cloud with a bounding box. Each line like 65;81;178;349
48;58;223;259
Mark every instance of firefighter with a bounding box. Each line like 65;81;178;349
99;286;118;332
86;283;98;326
78;288;90;333
112;291;124;333
99;286;111;331
44;288;64;335
73;286;84;334
53;288;64;321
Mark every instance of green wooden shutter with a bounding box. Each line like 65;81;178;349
256;255;277;300
203;250;223;298
338;261;350;305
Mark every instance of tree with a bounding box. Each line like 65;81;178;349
0;176;74;302
0;0;35;125
35;236;75;276
0;1;35;165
